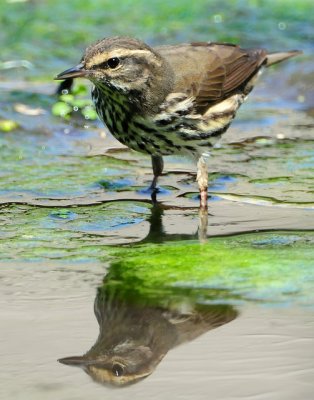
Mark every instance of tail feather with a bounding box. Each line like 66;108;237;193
266;50;302;67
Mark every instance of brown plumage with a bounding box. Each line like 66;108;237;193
55;37;301;208
157;43;298;110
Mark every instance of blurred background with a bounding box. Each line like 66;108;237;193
1;0;313;80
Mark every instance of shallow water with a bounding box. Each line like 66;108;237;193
1;67;314;399
1;1;314;398
1;265;313;400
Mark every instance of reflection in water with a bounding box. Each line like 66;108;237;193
142;200;209;243
59;276;237;387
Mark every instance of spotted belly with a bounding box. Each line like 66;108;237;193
92;87;244;157
93;88;184;156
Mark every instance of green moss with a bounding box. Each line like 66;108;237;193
52;84;98;120
0;119;19;132
106;232;314;305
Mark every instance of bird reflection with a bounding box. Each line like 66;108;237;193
141;200;209;244
59;276;237;387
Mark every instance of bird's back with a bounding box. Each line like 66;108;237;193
156;42;300;115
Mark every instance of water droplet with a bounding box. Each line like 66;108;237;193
297;95;305;103
84;125;89;129
214;14;222;23
278;22;286;30
84;115;89;119
61;89;69;95
73;106;79;112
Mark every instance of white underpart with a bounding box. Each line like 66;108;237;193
154;93;195;123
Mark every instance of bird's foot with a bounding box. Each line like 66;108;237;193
137;185;170;197
137;185;160;195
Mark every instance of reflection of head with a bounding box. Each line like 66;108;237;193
60;344;162;387
60;297;178;386
59;285;237;387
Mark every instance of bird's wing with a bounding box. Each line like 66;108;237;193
156;42;267;112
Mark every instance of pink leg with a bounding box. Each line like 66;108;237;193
197;156;208;209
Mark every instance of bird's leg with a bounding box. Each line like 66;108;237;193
150;154;164;191
196;156;209;209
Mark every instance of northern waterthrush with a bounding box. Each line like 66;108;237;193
55;37;300;207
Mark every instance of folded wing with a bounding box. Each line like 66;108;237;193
157;42;268;112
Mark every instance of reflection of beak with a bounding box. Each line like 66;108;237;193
54;63;87;80
58;355;92;366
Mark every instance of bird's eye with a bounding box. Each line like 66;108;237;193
107;57;120;69
112;363;124;377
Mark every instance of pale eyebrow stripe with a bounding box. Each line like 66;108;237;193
86;49;161;68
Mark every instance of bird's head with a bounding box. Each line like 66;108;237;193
55;36;174;110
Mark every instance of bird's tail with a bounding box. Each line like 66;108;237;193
266;50;302;67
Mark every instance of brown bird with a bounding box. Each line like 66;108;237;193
55;37;300;207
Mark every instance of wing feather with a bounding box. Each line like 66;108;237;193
157;42;267;113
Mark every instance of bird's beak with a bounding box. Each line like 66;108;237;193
54;63;87;80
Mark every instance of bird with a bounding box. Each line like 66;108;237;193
55;37;301;208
